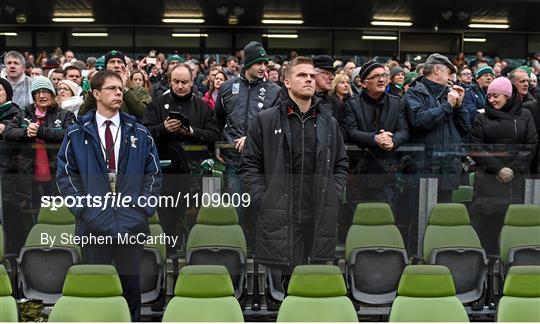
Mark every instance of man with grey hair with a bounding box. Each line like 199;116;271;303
2;51;32;109
402;53;470;202
509;68;536;103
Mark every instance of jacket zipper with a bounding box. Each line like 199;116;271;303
243;84;252;135
292;112;315;224
514;119;518;141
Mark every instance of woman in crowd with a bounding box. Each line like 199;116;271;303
55;79;83;115
203;70;227;109
470;77;538;254
330;73;352;103
4;76;75;218
387;66;405;97
130;69;153;96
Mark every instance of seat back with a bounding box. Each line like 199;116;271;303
389;265;469;322
500;204;540;267
162;265;243;322
48;265;131;322
186;206;247;299
141;213;166;304
18;206;80;304
277;265;358;322
0;265;17;322
346;203;407;304
423;203;486;304
497;265;540;322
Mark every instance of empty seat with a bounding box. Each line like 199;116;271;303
423;203;487;304
48;265;131;322
0;224;17;322
18;206;80;304
185;206;247;299
497;265;540;322
141;213;166;304
389;265;469;322
162;265;243;322
277;265;358;322
345;203;408;304
451;186;473;203
499;204;540;270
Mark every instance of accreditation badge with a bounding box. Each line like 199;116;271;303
108;172;117;193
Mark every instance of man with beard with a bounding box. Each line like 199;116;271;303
215;41;281;245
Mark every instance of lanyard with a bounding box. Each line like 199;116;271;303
98;121;121;173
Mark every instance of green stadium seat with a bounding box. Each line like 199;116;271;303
389;265;469;322
186;206;247;299
496;265;540;321
162;265;243;322
451;186;473;203
18;206;80;304
141;213;166;304
0;224;17;322
0;265;17;322
48;265;131;322
345;203;408;305
276;265;358;322
499;204;540;271
423;203;487;305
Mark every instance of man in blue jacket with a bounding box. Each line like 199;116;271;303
56;70;162;321
402;53;470;201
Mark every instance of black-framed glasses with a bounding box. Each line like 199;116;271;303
365;73;389;80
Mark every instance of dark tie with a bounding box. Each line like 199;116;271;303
104;120;115;171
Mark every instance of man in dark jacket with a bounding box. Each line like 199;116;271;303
402;53;470;201
313;55;345;122
523;91;540;173
143;64;220;254
462;66;494;125
344;61;409;208
56;70;162;321
240;56;349;270
215;41;281;241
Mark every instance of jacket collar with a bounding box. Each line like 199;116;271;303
79;110;136;136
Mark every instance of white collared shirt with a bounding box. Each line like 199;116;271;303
95;111;121;171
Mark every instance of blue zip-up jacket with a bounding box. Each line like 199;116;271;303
56;111;162;237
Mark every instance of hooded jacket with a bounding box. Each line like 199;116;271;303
402;76;471;190
471;90;538;200
56;111;162;236
215;73;281;166
239;96;349;266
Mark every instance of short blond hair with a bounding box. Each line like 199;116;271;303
331;73;352;95
282;56;313;78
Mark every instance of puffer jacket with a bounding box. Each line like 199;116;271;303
239;97;349;267
471;91;538;200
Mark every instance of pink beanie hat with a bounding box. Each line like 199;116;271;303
487;77;512;97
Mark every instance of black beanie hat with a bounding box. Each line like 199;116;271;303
0;78;13;102
359;61;385;81
243;41;269;68
104;50;126;66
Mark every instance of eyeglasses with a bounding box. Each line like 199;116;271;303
57;87;71;93
460;72;472;76
365;73;389;80
101;86;124;92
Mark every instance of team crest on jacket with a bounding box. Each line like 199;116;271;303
130;135;138;148
54;119;62;128
164;104;169;109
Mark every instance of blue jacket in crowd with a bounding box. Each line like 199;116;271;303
56;111;162;237
402;76;471;190
462;83;487;125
